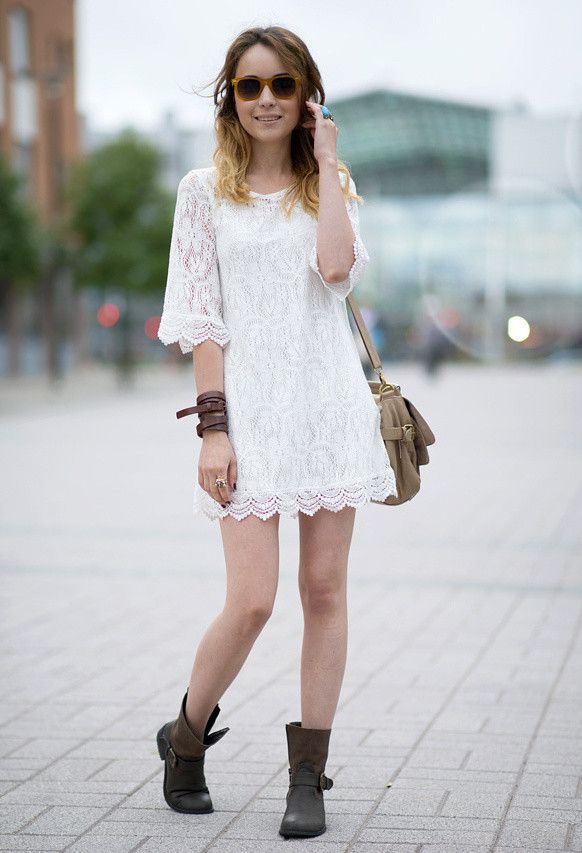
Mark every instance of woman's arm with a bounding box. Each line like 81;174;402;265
193;340;237;507
193;339;225;397
315;156;356;283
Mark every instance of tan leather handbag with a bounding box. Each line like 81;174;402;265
346;294;436;505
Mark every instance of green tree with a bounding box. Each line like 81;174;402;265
64;129;174;382
0;155;43;376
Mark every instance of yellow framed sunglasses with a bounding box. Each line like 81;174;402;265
230;74;301;101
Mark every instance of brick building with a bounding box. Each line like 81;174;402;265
0;0;80;224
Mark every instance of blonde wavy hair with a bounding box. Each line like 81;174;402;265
196;25;363;220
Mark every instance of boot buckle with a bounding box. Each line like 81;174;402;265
167;746;178;768
289;766;333;791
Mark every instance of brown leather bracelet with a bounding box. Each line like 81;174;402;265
176;402;226;419
197;421;229;438
196;412;228;438
176;390;229;438
176;391;226;420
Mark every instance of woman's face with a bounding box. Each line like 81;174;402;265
233;44;302;142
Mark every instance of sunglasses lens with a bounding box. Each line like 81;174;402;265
272;76;297;97
237;78;261;99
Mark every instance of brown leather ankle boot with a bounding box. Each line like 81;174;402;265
156;691;229;813
278;721;334;838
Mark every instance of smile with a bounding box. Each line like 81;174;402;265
255;116;282;123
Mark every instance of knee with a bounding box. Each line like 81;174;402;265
228;600;274;633
299;575;345;616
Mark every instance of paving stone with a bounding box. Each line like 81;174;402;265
136;838;212;853
496;818;570;848
406;749;470;771
352;845;420;853
332;765;401;787
508;803;582;822
359;825;496;845
496;848;573;853
0;759;50;781
526;761;582;776
66;835;151;851
0;785;126;807
464;749;526;772
0;804;47;833
516;771;580;797
87;814;233;837
417;847;492;853
9;739;83;760
512;792;582;812
0;739;31;759
32;758;115;782
0;835;76;850
375;787;444;815
22;806;111;835
65;740;155;760
84;759;159;782
397;767;517;785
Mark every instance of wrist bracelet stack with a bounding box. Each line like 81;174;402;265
176;390;229;438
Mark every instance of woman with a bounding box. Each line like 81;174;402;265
156;25;397;839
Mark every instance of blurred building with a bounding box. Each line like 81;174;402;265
327;91;582;363
492;104;582;197
328;88;492;197
0;0;80;222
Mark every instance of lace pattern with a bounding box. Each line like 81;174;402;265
158;312;230;353
158;166;398;521
158;172;230;353
194;455;397;521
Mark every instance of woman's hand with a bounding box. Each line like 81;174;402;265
198;432;237;507
301;100;339;164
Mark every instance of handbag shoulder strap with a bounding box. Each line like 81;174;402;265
346;291;383;375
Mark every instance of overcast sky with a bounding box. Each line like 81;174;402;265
76;0;582;132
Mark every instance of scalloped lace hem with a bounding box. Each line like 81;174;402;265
158;312;230;353
193;458;397;522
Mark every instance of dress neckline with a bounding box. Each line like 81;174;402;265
248;185;292;198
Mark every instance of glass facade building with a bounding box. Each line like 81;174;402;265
328;89;582;361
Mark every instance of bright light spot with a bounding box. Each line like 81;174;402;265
507;315;530;343
97;303;120;328
145;316;161;341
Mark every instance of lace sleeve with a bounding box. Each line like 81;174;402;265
308;173;370;301
157;171;230;354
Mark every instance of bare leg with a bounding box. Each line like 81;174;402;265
297;505;356;729
184;512;280;739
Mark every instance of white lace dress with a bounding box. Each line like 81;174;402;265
158;165;397;521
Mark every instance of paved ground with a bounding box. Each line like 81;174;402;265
0;359;581;852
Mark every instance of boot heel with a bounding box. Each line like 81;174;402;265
156;726;169;761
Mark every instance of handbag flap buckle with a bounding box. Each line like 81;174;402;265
402;423;416;442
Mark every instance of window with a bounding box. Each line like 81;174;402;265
9;7;32;76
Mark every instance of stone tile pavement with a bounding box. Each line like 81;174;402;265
0;360;581;852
